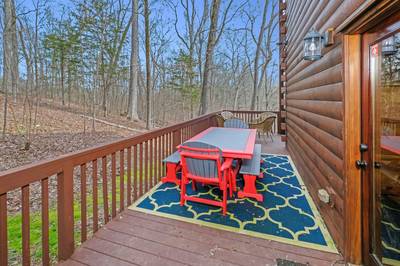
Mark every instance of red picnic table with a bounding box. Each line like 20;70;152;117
162;127;262;200
175;127;263;201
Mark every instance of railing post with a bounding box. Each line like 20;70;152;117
208;115;215;128
0;193;7;265
172;129;181;152
57;163;74;261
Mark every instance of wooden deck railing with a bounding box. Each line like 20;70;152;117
0;110;277;265
230;110;279;133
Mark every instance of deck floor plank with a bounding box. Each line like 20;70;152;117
59;259;88;266
93;228;238;266
122;210;342;265
70;247;135;266
106;219;275;265
82;236;186;266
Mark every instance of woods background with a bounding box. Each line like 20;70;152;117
0;0;279;150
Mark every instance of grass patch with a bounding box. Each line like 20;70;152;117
7;174;133;264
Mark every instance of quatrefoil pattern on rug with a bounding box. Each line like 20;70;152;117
131;154;337;253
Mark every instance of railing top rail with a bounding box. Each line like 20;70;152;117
0;111;218;194
0;109;276;194
225;110;279;114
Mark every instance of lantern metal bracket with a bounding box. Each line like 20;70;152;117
322;28;335;47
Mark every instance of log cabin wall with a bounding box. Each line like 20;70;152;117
283;0;365;255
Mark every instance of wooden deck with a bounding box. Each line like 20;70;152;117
59;210;343;266
258;135;289;155
59;136;344;266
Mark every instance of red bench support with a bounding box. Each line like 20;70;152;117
161;163;181;185
238;173;264;202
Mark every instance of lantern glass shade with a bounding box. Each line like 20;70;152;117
382;36;397;56
303;29;322;61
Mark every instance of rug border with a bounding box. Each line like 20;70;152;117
383;257;400;266
128;153;339;254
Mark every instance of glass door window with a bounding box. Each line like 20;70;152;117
370;32;400;266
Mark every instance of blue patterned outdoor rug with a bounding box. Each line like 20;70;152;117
129;154;337;253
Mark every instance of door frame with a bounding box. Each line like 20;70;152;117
341;1;400;264
361;17;400;266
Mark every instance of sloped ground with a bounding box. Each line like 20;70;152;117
0;95;147;171
0;132;125;172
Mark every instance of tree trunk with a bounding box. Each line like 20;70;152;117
250;0;269;110
10;0;18;104
61;50;65;106
144;0;151;129
127;0;139;121
2;0;14;137
199;0;221;115
67;64;71;108
19;25;34;149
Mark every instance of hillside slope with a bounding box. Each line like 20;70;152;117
0;95;147;171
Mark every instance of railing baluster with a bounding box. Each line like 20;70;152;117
127;147;132;206
158;136;161;182
92;159;98;232
139;144;143;197
153;138;157;184
119;150;124;211
168;133;172;157
0;193;8;265
165;134;169;160
57;165;74;260
145;141;149;193
134;145;138;200
173;129;181;152
41;178;49;266
111;153;117;218
102;156;109;223
162;135;166;177
149;139;153;189
21;185;30;266
80;164;87;242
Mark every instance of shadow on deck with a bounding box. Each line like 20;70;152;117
59;136;344;266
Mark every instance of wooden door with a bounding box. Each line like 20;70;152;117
361;15;400;266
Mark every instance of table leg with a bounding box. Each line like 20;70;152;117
238;174;263;202
161;163;181;185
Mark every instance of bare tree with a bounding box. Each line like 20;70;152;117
167;0;209;117
144;0;152;129
10;0;18;104
199;0;221;115
2;0;15;137
127;0;139;121
247;0;278;110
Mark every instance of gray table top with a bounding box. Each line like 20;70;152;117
184;127;256;159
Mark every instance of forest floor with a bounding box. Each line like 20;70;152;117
0;95;148;172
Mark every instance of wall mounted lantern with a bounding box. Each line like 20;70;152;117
303;28;335;61
382;35;397;56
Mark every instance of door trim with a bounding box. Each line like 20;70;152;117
343;34;362;265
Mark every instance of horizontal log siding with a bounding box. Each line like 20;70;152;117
285;0;365;254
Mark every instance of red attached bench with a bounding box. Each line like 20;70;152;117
161;151;181;185
238;144;263;202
